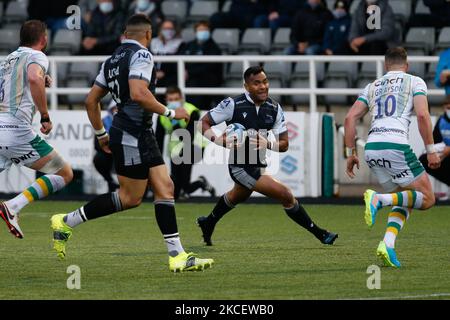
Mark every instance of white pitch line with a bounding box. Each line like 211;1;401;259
348;293;450;300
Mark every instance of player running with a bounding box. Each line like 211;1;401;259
0;20;73;238
344;47;441;268
50;14;213;272
197;66;338;247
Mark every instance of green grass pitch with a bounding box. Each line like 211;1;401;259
0;201;449;300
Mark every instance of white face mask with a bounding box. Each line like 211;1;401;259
137;0;155;12
99;2;113;14
167;101;182;110
446;110;450;118
161;29;175;40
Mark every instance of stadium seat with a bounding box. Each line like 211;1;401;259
323;77;351;105
0;28;20;55
68;62;101;84
66;78;91;105
292;61;325;82
212;28;239;54
326;61;358;84
268;78;282;102
408;62;426;79
161;1;188;25
187;1;219;24
404;27;435;55
263;61;292;85
425;77;444;106
435;27;450;54
390;0;412;25
226;61;261;79
51;29;82;55
415;0;430;14
224;78;243;89
359;62;377;78
4;1;27;24
181;28;195;43
221;0;232;12
271;28;291;55
290;78;311;105
239;28;271;55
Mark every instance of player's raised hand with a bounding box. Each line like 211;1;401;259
98;135;111;154
427;152;441;170
346;155;360;179
174;107;190;122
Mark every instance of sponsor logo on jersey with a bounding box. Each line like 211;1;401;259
391;169;409;180
366;157;392;169
10;151;35;164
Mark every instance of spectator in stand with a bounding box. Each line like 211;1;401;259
253;0;305;34
285;0;333;55
78;0;98;33
28;0;78;35
155;86;216;200
180;21;223;110
150;19;184;88
210;0;271;31
435;48;450;97
419;97;450;187
348;0;396;55
419;0;450;28
127;0;164;36
81;0;125;55
323;0;351;55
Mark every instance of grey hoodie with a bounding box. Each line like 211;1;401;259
348;0;397;44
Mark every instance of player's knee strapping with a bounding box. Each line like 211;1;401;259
378;190;424;209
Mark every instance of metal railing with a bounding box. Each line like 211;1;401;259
1;55;445;112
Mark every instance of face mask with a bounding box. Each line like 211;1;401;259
196;30;210;42
161;29;175;40
333;9;346;19
446;110;450;118
99;2;113;14
137;0;154;12
167;101;182;110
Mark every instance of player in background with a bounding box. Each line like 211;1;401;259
50;14;213;272
197;66;338;247
0;20;73;238
344;47;441;268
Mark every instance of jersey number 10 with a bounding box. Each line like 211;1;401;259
374;95;396;119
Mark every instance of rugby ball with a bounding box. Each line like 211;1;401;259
225;123;247;145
